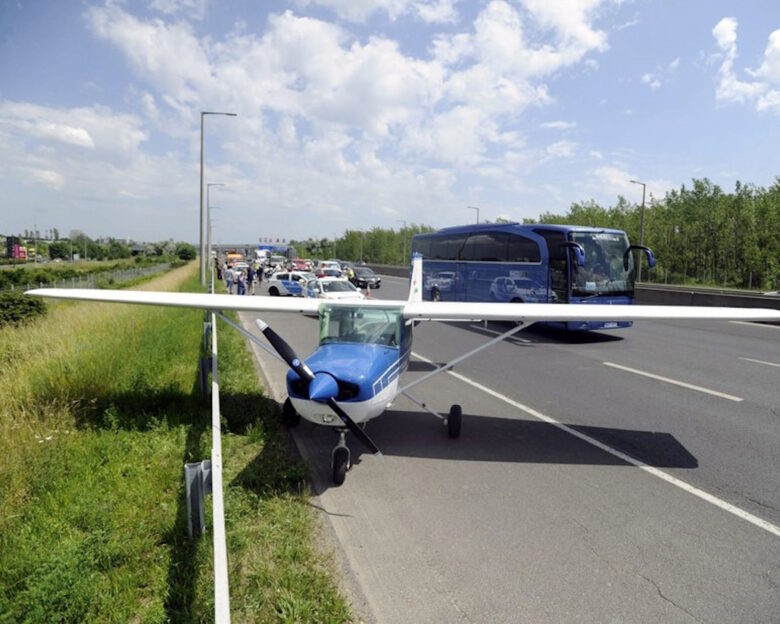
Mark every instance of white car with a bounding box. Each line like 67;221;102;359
266;271;315;296
304;277;366;301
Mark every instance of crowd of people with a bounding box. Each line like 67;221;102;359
215;259;264;295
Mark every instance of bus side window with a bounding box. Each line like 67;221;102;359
506;235;541;263
461;232;509;261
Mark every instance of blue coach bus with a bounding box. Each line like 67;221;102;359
411;223;655;331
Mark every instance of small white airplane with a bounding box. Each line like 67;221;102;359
27;255;780;484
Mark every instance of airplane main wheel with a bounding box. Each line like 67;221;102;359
282;398;301;428
332;447;350;485
447;404;462;438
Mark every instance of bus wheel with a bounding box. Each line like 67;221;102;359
447;404;462;438
432;289;441;302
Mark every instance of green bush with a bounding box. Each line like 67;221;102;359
0;292;46;327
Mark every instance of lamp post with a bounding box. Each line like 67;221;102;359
206;183;225;263
468;205;480;224
359;230;365;263
629;180;646;281
200;111;237;285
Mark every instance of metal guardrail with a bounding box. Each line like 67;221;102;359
2;263;171;292
186;268;231;623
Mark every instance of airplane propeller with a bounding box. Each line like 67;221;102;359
256;319;382;455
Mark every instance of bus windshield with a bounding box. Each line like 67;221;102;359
570;231;634;297
319;305;402;347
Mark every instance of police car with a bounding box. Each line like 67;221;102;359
266;271;315;297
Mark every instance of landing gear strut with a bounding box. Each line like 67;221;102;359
400;391;463;438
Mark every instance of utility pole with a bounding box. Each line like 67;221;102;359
199;111;237;285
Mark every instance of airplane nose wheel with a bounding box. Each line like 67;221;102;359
332;430;351;485
447;404;462;438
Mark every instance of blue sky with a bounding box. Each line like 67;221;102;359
1;0;779;244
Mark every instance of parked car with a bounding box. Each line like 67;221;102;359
266;271;315;296
315;267;343;279
304;277;366;301
350;266;381;289
315;260;341;272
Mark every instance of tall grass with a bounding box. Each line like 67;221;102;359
0;264;351;623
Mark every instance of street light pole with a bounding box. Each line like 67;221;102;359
468;205;480;224
629;179;647;281
206;183;225;266
200;111;237;285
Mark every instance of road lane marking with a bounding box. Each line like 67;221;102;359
602;362;743;402
730;320;780;330
411;351;780;538
739;357;780;369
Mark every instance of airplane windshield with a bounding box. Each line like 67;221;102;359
319;305;402;347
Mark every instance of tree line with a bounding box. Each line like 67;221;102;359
295;177;779;291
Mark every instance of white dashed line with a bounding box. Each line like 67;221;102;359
739;357;780;369
411;351;780;538
602;361;743;402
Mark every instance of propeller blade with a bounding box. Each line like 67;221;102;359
327;397;382;456
255;320;382;456
256;319;315;383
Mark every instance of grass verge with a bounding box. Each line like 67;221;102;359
0;263;351;623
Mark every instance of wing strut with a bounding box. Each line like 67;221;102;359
398;321;534;394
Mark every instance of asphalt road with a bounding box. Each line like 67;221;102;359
240;275;780;624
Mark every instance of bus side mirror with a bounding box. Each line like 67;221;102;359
560;242;585;267
623;245;656;270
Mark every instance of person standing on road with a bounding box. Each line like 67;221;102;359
225;264;234;294
247;264;256;295
237;268;246;295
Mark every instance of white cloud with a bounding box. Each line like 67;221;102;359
545;140;576;158
0;3;617;239
149;0;208;20
540;120;576;129
641;73;661;90
0;101;146;152
711;17;778;112
640;57;679;91
292;0;460;24
29;168;65;190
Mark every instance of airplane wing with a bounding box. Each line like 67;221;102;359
25;288;323;314
26;287;780;324
401;301;780;323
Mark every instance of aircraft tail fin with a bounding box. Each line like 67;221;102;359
408;252;423;302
